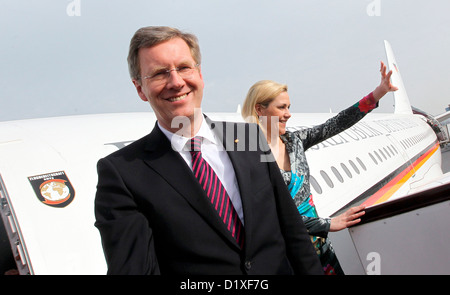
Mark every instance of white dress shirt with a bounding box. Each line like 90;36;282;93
158;118;244;225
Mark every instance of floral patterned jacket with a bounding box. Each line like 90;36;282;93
279;93;378;237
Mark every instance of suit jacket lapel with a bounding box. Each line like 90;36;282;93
142;122;241;249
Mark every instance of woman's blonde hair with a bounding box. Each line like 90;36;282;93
241;80;288;126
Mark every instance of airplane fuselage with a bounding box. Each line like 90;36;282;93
0;40;447;275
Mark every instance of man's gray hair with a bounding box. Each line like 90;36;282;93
127;26;201;82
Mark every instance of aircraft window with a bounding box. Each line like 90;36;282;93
356;157;366;171
341;163;352;177
320;170;334;188
369;153;378;164
379;149;387;160
374;151;382;162
349;160;360;174
387;145;394;156
391;144;397;154
310;175;322;194
331;166;344;183
383;147;390;158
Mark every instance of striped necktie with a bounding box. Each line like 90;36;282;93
189;137;244;248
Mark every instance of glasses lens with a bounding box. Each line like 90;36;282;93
177;67;193;78
145;64;198;84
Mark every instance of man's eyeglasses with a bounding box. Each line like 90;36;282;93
142;64;200;85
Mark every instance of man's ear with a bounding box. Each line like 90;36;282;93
132;79;148;102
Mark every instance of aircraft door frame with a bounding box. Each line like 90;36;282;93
385;134;417;178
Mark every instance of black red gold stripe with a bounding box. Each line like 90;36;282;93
332;140;440;216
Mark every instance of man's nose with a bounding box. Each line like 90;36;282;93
166;70;185;89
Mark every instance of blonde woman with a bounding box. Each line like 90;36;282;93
241;62;397;274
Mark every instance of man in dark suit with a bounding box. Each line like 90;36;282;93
94;26;323;275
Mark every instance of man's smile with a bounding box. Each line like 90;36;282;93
165;92;189;102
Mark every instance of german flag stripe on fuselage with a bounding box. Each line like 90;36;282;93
332;140;440;216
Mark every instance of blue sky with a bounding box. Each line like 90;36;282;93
1;0;449;121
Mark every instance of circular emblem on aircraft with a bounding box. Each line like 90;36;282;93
40;179;71;205
28;171;75;208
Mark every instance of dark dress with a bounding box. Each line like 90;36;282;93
279;93;377;275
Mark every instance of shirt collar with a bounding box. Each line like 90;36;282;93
158;116;218;152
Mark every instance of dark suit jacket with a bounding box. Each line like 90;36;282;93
94;118;323;275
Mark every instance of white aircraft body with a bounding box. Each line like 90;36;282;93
0;41;449;274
